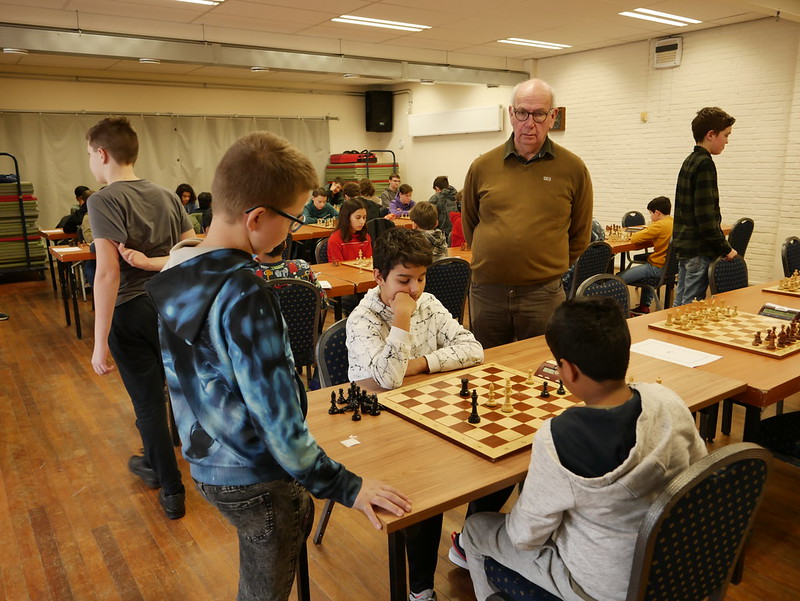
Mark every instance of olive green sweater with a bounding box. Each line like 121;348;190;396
463;137;593;286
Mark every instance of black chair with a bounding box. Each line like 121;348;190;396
575;273;630;316
424;257;471;323
566;241;613;300
312;318;350;544
366;217;395;251
486;443;772;601
727;217;755;258
781;236;800;277
621;210;648;269
708;255;748;295
265;278;322;377
629;239;679;311
315;238;329;264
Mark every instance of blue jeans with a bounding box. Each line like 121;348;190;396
619;262;663;307
675;256;712;306
196;479;314;601
470;279;565;349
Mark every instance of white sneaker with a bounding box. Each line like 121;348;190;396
409;589;436;601
448;531;469;569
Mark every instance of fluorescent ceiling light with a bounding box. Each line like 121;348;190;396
139;58;161;64
332;15;431;32
619;8;701;27
3;48;28;55
498;38;571;50
634;8;701;24
176;0;221;6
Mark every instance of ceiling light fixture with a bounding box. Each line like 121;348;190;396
176;0;221;6
498;38;571;50
139;58;161;64
3;48;29;55
250;66;269;71
619;8;701;27
332;15;431;32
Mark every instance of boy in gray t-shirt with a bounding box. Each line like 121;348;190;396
86;117;193;519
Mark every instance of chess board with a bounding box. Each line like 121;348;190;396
649;311;800;358
379;363;581;461
306;221;337;229
340;258;373;270
763;284;800;299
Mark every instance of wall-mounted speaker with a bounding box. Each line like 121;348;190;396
365;91;393;132
653;37;682;69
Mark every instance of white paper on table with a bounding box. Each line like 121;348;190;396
318;280;332;289
58;247;84;252
631;338;722;368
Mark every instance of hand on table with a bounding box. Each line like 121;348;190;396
353;478;412;530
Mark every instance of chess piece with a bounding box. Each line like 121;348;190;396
468;390;481;423
337;388;346;404
370;394;381;416
501;380;514;414
767;328;777;351
540;381;550;398
352;401;361;421
459;377;470;398
665;312;673;326
485;382;498;408
556;380;566;395
526;369;534;385
328;393;340;415
655;376;662;384
752;331;762;346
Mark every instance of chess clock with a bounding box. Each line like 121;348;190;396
534;360;561;382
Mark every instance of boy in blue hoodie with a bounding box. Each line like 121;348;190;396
146;132;410;601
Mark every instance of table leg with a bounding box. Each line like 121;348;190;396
57;262;71;326
296;542;310;601
388;530;407;601
741;406;763;442
45;239;57;292
67;263;82;339
333;298;343;321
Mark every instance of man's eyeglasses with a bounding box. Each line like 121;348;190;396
512;107;553;123
244;205;305;232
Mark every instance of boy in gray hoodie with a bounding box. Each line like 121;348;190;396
460;297;707;601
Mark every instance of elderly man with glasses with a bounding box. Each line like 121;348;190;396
462;78;593;350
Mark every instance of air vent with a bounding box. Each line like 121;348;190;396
653;37;682;69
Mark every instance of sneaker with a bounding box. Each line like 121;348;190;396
409;589;436;601
159;489;186;520
128;455;160;489
448;531;468;569
632;304;651;314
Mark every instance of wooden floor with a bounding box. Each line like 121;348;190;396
1;272;798;601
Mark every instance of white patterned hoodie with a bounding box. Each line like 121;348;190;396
346;286;484;389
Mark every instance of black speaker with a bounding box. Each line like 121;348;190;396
365;91;393;132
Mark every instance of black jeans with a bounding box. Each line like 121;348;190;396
405;513;444;593
108;295;183;495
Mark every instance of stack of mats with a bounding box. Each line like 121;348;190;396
323;163;398;187
0;182;46;271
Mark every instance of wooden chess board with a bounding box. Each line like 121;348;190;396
763;284;800;299
340;258;373;270
649;311;800;358
379;363;581;461
306;221;337;229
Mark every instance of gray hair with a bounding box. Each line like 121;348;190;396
510;79;556;108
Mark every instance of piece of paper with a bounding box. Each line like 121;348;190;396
631;338;722;368
58;247;84;252
318;280;332;289
340;435;360;447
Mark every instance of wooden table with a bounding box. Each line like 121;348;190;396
627;281;800;440
48;245;95;339
306;337;746;601
39;228;77;291
293;224;337;242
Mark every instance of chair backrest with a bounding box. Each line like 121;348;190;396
727;217;755;257
575;273;630;316
424;257;472;323
708;255;748;295
366;217;395;248
568;241;613;299
622;210;646;227
265;278;322;368
626;443;771;601
315;238;329;264
315;318;349;388
781;236;800;277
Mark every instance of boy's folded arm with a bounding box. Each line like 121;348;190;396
347;315;411;389
427;301;484;373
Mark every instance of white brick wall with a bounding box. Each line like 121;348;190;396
537;18;800;284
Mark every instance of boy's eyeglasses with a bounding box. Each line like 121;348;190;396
244;205;305;232
512;107;553;123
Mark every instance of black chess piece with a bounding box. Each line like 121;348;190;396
328;392;339;414
540;381;550;398
460;377;470;397
556;380;566;395
352;401;361;421
370;394;381;416
468;390;481;424
337;388;346;404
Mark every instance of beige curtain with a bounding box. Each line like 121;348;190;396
0;112;329;229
